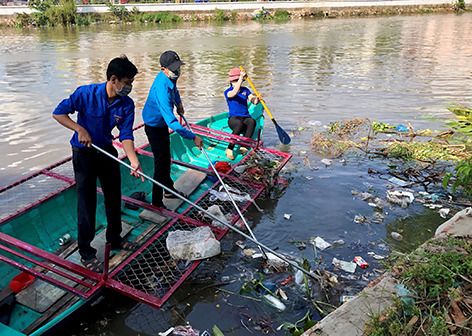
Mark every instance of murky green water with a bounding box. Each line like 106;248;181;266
1;13;472;335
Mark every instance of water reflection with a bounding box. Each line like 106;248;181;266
1;14;472;187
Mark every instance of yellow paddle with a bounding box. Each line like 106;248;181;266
239;66;291;145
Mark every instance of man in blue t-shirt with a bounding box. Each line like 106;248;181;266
52;55;142;271
142;50;203;208
224;67;259;160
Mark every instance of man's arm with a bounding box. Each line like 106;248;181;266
122;139;143;181
52;87;92;147
53;114;92;147
118;104;143;180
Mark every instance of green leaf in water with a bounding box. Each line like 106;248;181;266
212;325;224;336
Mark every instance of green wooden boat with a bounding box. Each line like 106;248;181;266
0;103;291;335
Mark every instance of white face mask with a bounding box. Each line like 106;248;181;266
168;68;180;81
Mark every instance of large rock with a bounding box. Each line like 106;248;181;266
435;207;472;238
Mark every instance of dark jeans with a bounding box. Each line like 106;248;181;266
227;116;256;150
72;145;122;261
144;124;175;207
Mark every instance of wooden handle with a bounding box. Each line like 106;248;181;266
239;66;275;121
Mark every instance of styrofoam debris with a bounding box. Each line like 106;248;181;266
312;236;332;250
354;215;367;224
391;232;403;241
439;208;450;219
284;213;292;220
367;251;386;260
321;159;332;166
386;190;415;208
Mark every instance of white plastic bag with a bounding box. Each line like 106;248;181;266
166;226;221;261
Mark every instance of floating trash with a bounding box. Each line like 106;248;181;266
311;236;332;250
353;256;369;269
391;232;403;241
263;294;286;311
284;213;292;220
386;190;415;208
354;215;367;224
321;158;332;166
332;257;357;273
439;208;450;218
367;252;386;260
388;176;409;187
340;295;356;303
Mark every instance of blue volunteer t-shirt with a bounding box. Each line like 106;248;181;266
53;82;135;148
142;71;195;140
224;86;251;118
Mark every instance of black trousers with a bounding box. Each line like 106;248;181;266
72;145;122;260
227;116;256;150
144;125;175;206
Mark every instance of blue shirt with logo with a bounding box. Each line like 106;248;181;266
142;71;195;140
224;86;252;118
53;82;135;148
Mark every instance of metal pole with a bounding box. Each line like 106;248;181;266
179;114;268;259
92;144;318;281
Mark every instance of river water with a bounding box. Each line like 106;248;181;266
1;13;472;335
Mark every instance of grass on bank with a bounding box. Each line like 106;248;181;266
365;237;472;336
11;1;294;28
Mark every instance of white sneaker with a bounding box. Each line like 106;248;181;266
226;149;234;160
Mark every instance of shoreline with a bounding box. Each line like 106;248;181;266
0;0;470;27
303;208;472;335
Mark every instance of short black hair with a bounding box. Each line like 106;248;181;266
106;55;138;81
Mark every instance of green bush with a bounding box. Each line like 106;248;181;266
273;10;290;21
213;9;227;22
455;0;466;10
17;0;78;27
106;2;129;21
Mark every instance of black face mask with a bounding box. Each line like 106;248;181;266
116;84;132;96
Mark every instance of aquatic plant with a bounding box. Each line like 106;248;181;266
278;311;316;336
385;141;467;162
443;158;472;197
372;121;395;133
448;104;472;136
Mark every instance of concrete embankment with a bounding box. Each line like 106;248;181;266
0;0;471;23
303;208;472;336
